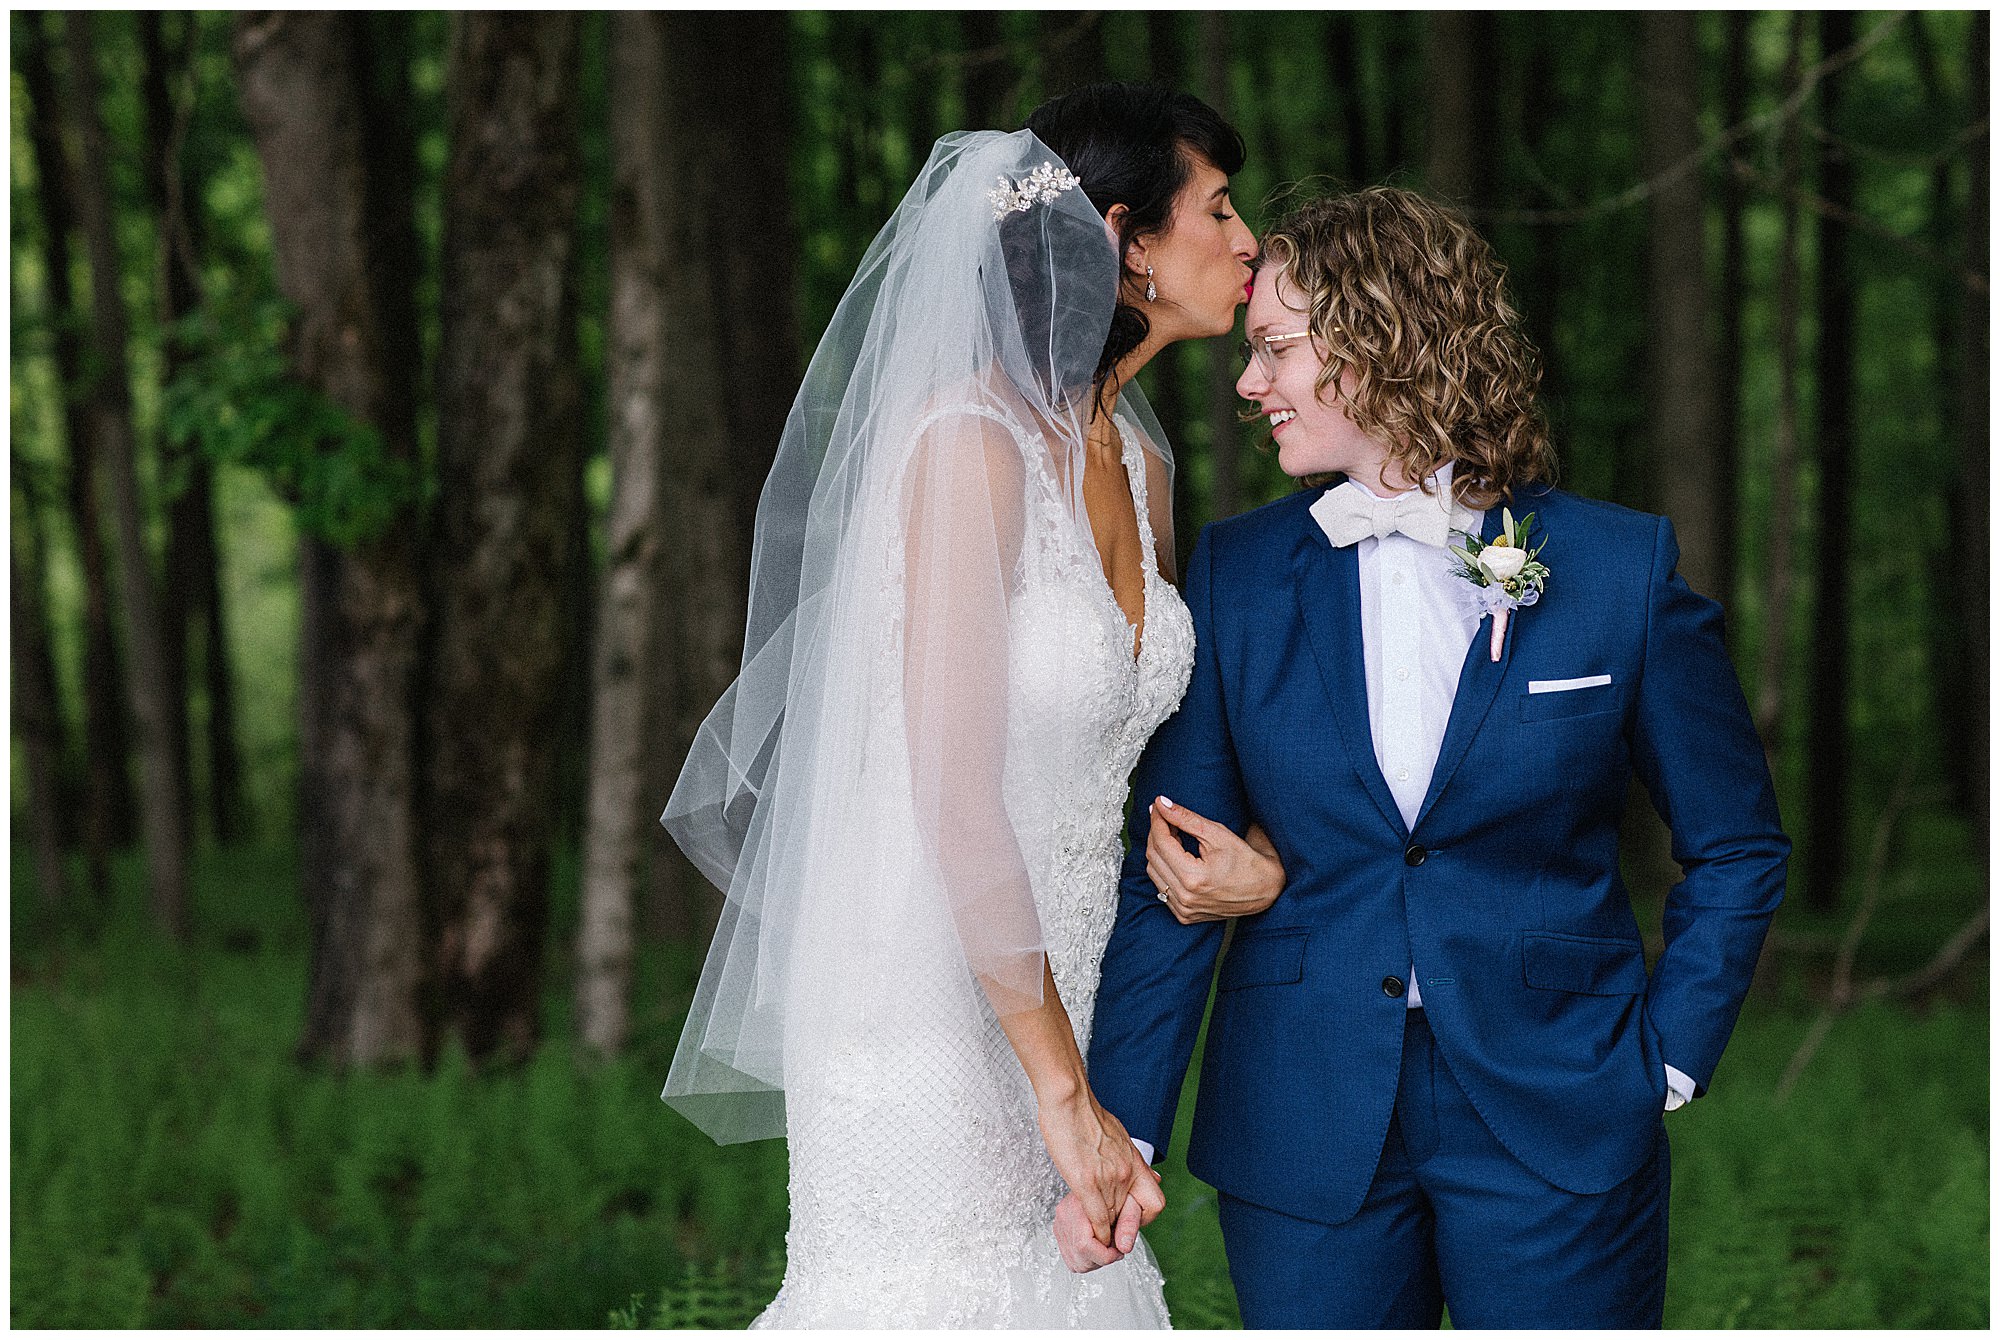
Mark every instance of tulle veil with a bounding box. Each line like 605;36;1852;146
660;129;1175;1143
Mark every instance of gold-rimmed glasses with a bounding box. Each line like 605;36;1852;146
1239;329;1314;379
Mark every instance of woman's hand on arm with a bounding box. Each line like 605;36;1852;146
1144;798;1286;925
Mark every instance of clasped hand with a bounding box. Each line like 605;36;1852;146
1051;801;1288;1272
1039;1089;1164;1272
1146;797;1285;924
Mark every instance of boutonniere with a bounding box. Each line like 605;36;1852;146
1449;508;1549;662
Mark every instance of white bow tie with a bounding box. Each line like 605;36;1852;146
1311;481;1474;549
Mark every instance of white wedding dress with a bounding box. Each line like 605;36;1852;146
757;410;1195;1329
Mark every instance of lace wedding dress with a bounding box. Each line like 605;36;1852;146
758;410;1195;1329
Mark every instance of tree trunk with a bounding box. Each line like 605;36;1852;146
1200;10;1241;519
234;10;428;1065
1754;16;1808;759
1381;15;1415;177
960;10;1017;130
1801;10;1857;912
1518;14;1566;478
1037;11;1106;101
1641;11;1724;603
20;11;130;896
141;9;246;847
1141;12;1195;562
1951;14;1988;850
13;474;72;913
421;12;584;1064
577;11;673;1057
1325;13;1371;183
64;11;192;938
1914;12;1989;844
641;12;802;944
1422;12;1498;205
1144;10;1179;90
904;13;942;158
1715;10;1751;621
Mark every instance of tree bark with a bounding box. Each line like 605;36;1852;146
1037;11;1106;102
577;11;673;1056
13;473;72;913
234;10;428;1065
960;11;1013;130
1914;12;1990;845
1381;16;1415;177
63;11;192;938
1144;10;1179;90
1422;12;1498;205
640;12;801;943
1754;16;1808;759
20;11;130;896
1908;15;1966;824
1517;15;1565;477
141;9;246;847
1641;11;1725;603
1802;10;1857;912
421;12;584;1064
1325;13;1371;184
1952;14;1988;850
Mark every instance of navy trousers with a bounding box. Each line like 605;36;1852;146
1217;1008;1670;1329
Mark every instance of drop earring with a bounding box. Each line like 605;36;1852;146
1144;265;1157;303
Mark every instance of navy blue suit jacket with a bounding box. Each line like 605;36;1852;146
1086;481;1789;1226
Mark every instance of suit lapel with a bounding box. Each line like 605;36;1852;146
1414;503;1516;829
1294;517;1408;839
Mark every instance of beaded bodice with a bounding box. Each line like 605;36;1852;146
1006;417;1196;1049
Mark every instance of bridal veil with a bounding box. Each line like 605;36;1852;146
660;130;1176;1142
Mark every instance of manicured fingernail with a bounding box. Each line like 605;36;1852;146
1157;796;1175;809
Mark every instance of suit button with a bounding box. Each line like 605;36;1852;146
1404;843;1427;867
1382;976;1406;998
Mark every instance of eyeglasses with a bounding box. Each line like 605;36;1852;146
1239;329;1315;379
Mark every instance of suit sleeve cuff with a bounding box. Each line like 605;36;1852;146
1664;1063;1698;1111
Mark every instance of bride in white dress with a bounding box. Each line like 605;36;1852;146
660;86;1273;1328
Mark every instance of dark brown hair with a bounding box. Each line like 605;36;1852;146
1027;83;1247;408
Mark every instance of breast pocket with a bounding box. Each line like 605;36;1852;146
1218;927;1308;991
1519;680;1622;723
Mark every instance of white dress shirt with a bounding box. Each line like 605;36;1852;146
1312;463;1483;1010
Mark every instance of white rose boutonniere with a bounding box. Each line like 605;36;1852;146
1449;507;1549;661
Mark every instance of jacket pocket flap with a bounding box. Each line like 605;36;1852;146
1522;932;1646;995
1220;928;1308;991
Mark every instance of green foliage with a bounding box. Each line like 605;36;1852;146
1664;1002;1990;1327
159;296;422;549
9;843;1987;1329
9;846;786;1329
608;1255;787;1330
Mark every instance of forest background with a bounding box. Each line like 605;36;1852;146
9;8;1989;1329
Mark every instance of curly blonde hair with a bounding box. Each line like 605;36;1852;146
1257;187;1555;509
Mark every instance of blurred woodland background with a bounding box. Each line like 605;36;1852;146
9;9;1989;1328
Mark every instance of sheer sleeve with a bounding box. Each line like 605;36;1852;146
899;406;1046;1015
658;128;1178;1144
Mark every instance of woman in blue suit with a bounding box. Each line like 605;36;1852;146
1057;188;1788;1328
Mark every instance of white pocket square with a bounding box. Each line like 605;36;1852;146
1528;674;1612;694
